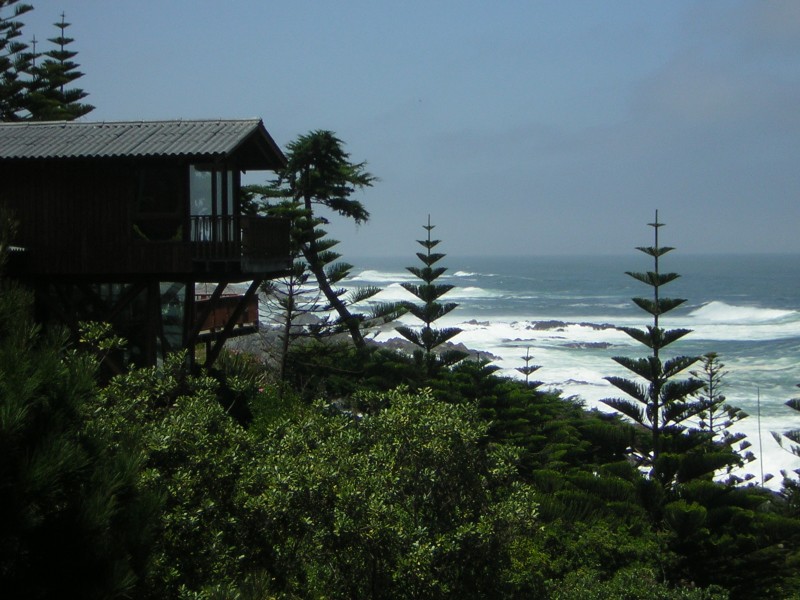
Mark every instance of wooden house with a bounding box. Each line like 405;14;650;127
0;119;291;370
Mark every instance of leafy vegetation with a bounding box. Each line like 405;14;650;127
243;130;394;351
689;352;755;481
1;196;798;597
0;283;157;599
0;12;798;592
0;2;93;121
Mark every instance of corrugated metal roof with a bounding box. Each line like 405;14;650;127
0;119;284;164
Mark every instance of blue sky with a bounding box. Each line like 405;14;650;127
23;1;800;257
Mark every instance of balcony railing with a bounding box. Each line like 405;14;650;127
190;215;238;259
190;215;289;263
240;216;290;259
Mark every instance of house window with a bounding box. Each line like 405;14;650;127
189;165;238;244
190;166;213;217
134;167;182;241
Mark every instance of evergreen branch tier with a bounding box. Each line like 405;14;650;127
395;216;467;373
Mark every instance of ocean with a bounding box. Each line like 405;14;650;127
345;253;800;486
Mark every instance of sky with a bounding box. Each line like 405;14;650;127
20;1;800;257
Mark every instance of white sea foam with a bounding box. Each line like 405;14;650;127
689;301;797;324
376;311;800;487
358;283;502;304
360;283;417;303
685;302;800;341
348;269;416;283
278;255;800;486
443;286;499;300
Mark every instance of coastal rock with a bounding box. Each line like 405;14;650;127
562;341;613;349
527;319;618;331
529;320;567;330
579;322;617;331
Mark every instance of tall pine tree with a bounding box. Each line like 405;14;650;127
0;5;92;121
396;216;467;376
601;212;740;486
26;12;93;120
0;0;32;120
253;131;388;349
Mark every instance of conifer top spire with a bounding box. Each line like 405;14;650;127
395;216;467;375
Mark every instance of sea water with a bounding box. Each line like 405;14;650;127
345;253;800;486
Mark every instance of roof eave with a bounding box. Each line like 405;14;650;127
225;120;287;171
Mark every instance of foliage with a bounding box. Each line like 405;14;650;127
0;283;157;599
281;339;371;401
516;345;543;387
243;386;541;599
601;212;740;487
91;353;269;599
253;198;324;379
0;202;17;271
0;1;31;121
0;3;92;121
665;479;800;598
395;215;468;376
25;12;93;120
773;385;800;519
247;130;386;349
6;304;800;599
552;566;729;600
689;352;754;480
772;385;800;463
209;348;273;425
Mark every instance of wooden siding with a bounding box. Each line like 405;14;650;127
242;216;290;259
3;161;135;275
1;159;289;280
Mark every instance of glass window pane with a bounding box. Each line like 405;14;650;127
190;166;212;216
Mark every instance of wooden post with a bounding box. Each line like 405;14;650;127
204;278;262;367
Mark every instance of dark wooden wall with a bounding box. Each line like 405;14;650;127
1;159;192;278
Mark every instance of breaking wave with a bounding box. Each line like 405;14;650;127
688;301;797;324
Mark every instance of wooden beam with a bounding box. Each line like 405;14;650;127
185;282;227;349
184;280;196;368
204;278;262;368
144;281;160;366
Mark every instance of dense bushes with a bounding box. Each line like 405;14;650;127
2;298;799;597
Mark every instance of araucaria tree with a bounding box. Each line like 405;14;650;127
0;4;93;121
690;352;754;479
601;212;739;486
396;216;467;375
258;130;384;350
773;385;800;466
26;12;93;120
0;0;32;120
248;198;323;380
516;346;542;388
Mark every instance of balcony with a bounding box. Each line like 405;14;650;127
194;292;259;341
190;215;290;274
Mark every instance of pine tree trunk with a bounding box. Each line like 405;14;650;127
279;295;293;381
301;244;365;348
